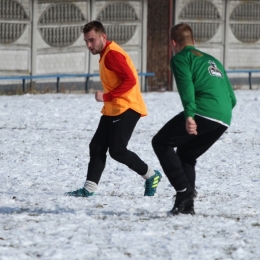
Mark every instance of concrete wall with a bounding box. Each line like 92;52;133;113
0;0;148;92
1;0;259;92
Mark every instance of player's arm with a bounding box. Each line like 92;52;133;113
102;50;136;102
170;55;196;119
224;71;237;109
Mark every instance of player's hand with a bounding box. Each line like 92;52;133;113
186;117;197;135
95;91;104;102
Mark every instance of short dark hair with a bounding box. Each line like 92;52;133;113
170;23;194;47
82;20;106;34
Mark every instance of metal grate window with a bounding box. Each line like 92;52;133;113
0;0;28;20
104;25;137;44
39;4;85;24
0;23;27;44
189;23;220;42
38;3;85;47
178;1;221;42
97;3;138;44
39;27;83;47
180;1;220;20
97;3;138;21
0;0;29;44
230;2;260;43
230;2;260;20
230;24;260;43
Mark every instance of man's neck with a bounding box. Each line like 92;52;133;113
100;41;112;57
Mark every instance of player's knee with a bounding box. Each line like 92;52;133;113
109;147;126;162
178;153;197;167
152;134;164;153
152;135;159;148
89;142;103;157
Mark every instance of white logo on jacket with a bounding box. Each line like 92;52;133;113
208;60;223;78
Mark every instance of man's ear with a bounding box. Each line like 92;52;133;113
171;40;177;47
100;33;107;42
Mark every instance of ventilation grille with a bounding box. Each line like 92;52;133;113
230;2;260;21
230;2;260;43
180;1;220;19
0;23;26;43
189;23;220;42
97;3;138;21
97;3;138;44
38;3;85;47
0;0;28;43
0;0;28;20
230;24;260;43
104;25;137;45
178;1;221;42
39;4;85;24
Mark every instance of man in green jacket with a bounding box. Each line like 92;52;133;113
152;23;236;215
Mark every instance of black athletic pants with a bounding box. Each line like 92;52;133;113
152;112;227;191
86;109;148;184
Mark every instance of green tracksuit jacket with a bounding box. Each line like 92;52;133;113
170;45;236;126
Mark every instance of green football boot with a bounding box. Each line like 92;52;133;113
65;187;94;197
144;170;162;196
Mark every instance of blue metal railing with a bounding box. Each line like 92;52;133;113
0;72;155;93
2;70;258;92
226;70;260;90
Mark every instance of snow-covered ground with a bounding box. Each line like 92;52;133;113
0;90;260;260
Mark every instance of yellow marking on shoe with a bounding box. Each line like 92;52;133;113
152;182;159;188
151;176;161;188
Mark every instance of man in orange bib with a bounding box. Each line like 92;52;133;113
66;21;161;197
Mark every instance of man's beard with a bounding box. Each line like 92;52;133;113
90;42;104;55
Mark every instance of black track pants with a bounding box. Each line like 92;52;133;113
86;109;148;184
152;112;227;190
